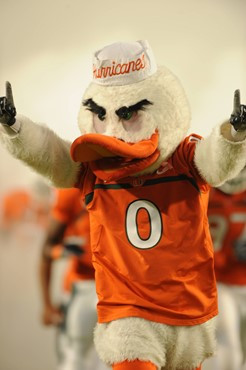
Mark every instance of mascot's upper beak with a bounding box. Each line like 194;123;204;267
71;132;159;162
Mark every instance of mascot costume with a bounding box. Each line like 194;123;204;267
1;40;246;370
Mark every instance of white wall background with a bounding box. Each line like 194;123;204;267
0;0;245;369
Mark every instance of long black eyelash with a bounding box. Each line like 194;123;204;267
129;99;153;112
115;99;153;118
83;98;106;120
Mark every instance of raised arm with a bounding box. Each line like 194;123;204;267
0;82;80;188
194;89;246;186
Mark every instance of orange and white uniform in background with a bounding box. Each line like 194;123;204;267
205;186;246;370
51;188;94;292
51;188;108;370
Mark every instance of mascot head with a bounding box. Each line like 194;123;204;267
71;40;191;181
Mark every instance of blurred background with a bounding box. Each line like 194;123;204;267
0;0;245;369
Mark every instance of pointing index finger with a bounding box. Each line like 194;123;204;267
233;89;241;114
5;81;15;106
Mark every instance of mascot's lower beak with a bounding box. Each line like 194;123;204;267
70;132;160;181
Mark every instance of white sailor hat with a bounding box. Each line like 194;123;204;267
92;40;157;86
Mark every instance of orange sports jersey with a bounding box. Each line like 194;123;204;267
76;134;218;326
208;187;246;285
52;188;94;291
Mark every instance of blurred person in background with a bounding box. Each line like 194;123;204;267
40;187;107;370
1;188;31;229
0;178;53;238
207;167;246;370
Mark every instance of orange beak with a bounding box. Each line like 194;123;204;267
70;132;160;181
71;132;159;162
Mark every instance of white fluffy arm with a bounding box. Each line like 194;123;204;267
0;115;80;188
194;121;246;186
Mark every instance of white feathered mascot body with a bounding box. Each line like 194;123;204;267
1;40;246;370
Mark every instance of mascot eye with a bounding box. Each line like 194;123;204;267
122;111;134;121
98;112;106;121
116;107;137;122
116;100;153;122
83;99;106;121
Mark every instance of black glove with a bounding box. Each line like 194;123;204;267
0;81;16;126
230;89;246;132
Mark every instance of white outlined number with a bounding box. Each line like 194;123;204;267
125;200;163;249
